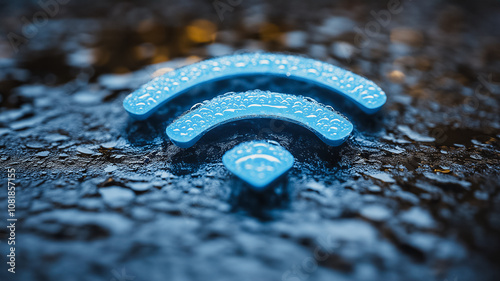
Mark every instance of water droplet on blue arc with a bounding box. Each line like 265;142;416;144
222;140;294;190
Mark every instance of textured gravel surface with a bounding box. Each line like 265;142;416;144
0;0;499;280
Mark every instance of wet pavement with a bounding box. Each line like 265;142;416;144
0;0;499;280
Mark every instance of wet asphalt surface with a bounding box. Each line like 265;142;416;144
0;0;500;280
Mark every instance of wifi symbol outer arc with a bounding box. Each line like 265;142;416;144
123;53;387;120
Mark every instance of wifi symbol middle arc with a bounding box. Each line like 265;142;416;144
124;53;387;189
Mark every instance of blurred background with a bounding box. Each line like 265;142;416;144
0;0;500;280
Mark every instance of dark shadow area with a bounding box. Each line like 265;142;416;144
229;176;290;221
167;118;347;176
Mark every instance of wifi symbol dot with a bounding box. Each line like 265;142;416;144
124;53;387;189
222;140;294;189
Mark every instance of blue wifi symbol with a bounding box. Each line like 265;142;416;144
123;53;386;189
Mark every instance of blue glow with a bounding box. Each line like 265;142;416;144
222;140;294;189
123;53;387;119
166;90;353;148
